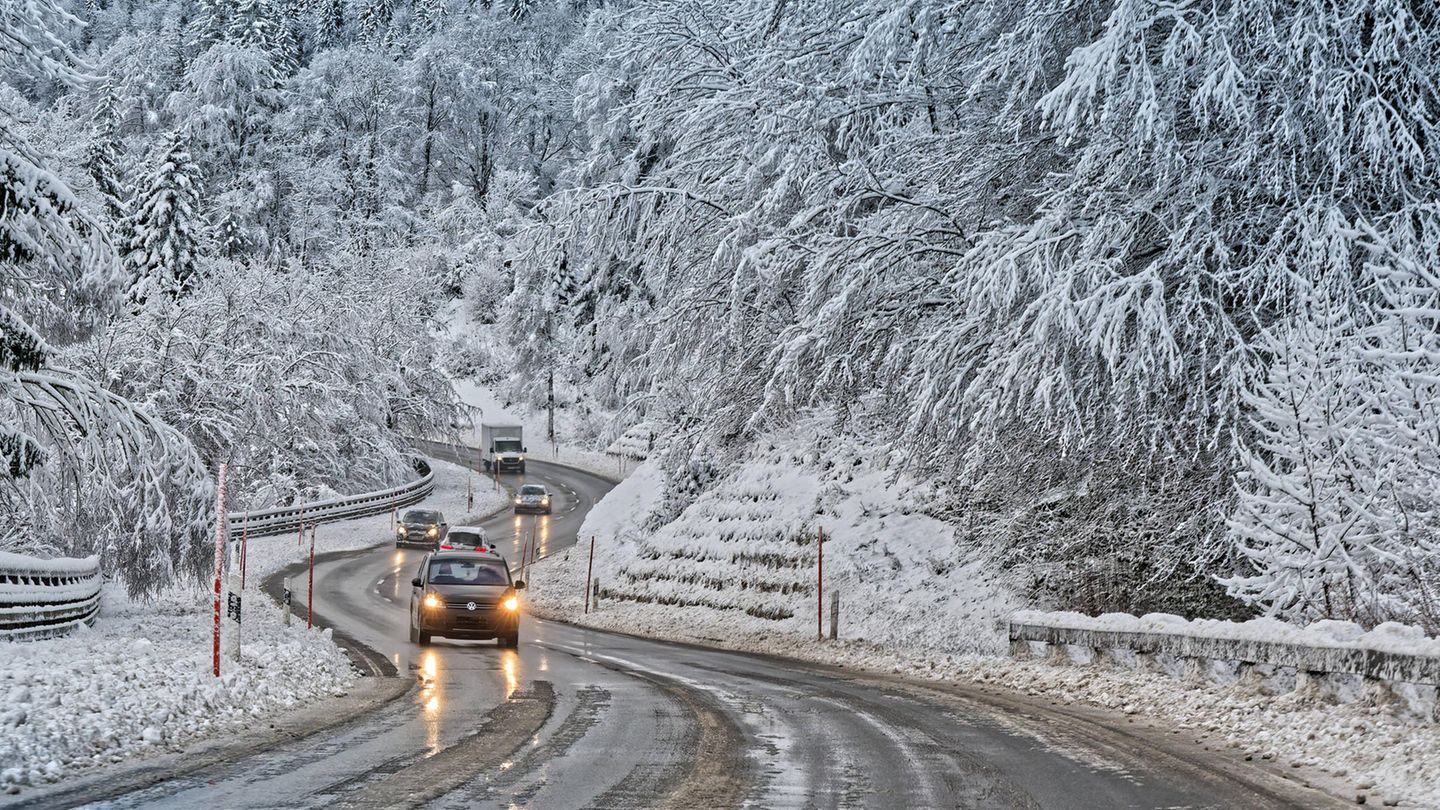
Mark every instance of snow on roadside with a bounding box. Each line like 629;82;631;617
526;427;1440;810
0;583;353;794
0;454;506;796
527;426;1019;658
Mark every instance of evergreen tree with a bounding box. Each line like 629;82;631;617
357;0;395;44
193;0;232;48
227;0;274;49
125;131;205;305
508;0;534;22
312;0;347;51
85;82;130;226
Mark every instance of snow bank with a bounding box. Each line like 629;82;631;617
528;427;1017;657
0;584;355;794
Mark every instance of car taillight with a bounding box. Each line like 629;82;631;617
440;544;453;550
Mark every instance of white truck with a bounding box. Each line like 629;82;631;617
479;423;527;474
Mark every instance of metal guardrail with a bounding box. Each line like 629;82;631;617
1009;617;1440;688
225;458;435;537
0;555;102;640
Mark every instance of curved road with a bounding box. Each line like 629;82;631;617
72;447;1342;809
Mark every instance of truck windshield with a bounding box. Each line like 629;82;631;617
493;439;523;452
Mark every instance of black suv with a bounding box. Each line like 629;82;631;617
396;509;447;549
408;550;524;647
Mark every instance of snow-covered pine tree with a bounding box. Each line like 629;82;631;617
85;82;130;226
509;0;535;22
312;0;348;51
227;0;275;49
193;0;233;48
357;0;396;44
125;131;205;305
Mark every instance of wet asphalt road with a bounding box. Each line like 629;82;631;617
67;446;1342;809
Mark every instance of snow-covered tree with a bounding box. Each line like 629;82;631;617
85;82;130;226
2;0;214;594
125;131;205;305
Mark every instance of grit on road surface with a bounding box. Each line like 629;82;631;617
72;447;1342;810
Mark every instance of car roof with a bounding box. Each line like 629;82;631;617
450;526;486;535
428;550;507;564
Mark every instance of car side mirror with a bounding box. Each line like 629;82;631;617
513;580;527;590
523;446;529;453
411;577;422;587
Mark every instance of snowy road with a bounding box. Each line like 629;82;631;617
39;452;1343;809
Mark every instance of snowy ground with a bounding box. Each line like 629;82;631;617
0;583;354;794
526;425;1440;810
0;454;507;795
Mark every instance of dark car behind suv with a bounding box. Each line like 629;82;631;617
409;550;524;647
396;509;448;549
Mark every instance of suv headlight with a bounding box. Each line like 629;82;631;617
396;527;406;536
503;596;519;611
423;593;441;609
426;527;437;536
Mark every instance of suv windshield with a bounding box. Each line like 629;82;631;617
404;510;440;523
493;439;523;453
427;560;509;586
520;485;546;496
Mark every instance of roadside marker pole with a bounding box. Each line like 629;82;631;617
308;525;316;629
240;521;248;590
298;511;305;546
212;463;228;677
829;590;839;641
282;577;291;626
583;536;595;614
817;527;824;642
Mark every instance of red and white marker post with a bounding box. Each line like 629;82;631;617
211;463;228;677
308;524;316;629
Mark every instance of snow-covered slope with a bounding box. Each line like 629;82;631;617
528;428;1018;657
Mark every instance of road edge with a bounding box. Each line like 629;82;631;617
527;615;1352;809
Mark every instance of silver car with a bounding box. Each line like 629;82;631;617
513;484;552;514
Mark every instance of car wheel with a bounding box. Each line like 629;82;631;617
418;630;432;646
408;621;418;644
500;633;519;648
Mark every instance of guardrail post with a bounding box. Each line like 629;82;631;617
1010;638;1031;659
1293;669;1325;699
829;590;839;641
1236;661;1265;692
1045;642;1070;665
